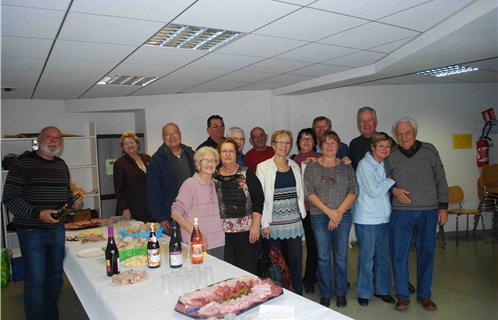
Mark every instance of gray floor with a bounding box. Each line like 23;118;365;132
2;236;497;320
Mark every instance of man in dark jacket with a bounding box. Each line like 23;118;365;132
147;123;195;234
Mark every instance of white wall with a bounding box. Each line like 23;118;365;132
3;82;497;232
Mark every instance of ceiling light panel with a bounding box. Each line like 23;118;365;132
97;75;158;86
417;65;479;77
146;23;243;51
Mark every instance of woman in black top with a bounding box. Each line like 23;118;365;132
214;138;264;274
113;131;152;222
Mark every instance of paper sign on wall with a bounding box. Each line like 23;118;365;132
106;159;116;175
452;134;472;149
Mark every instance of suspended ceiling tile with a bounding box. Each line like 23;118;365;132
270;0;316;5
131;77;198;95
1;56;45;73
216;34;307;58
1;0;71;11
1;5;65;39
243;58;311;73
173;0;297;32
38;72;102;86
189;53;265;71
1;71;38;91
126;46;205;66
43;59;117;74
50;40;137;62
181;79;247;93
369;36;417;53
70;0;197;22
447;69;498;82
319;22;420;50
275;43;357;63
288;64;350;77
58;13;164;45
1;36;53;58
216;70;277;83
379;0;475;32
360;73;462;85
255;7;367;41
111;63;178;77
161;66;229;81
325;51;386;68
467;58;498;72
33;85;88;99
310;0;428;20
80;85;138;99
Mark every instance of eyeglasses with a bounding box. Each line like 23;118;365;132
123;140;137;146
301;137;313;142
275;141;291;146
164;131;180;138
200;159;217;164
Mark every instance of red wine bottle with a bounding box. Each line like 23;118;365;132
147;224;161;268
52;193;82;220
105;226;119;276
169;221;182;268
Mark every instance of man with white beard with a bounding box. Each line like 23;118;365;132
2;126;82;320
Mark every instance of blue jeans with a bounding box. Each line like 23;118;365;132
310;211;352;298
389;210;438;300
17;225;65;320
355;223;392;299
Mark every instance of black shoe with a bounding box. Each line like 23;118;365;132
336;296;347;308
358;298;369;306
304;282;315;294
374;294;395;304
408;282;416;294
320;297;331;307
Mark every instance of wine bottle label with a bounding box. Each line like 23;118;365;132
191;243;203;263
169;251;183;267
148;249;161;267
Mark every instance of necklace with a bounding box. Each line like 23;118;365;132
319;157;337;183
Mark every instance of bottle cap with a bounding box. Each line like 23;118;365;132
107;225;113;236
193;217;199;225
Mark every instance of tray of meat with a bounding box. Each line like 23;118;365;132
65;218;112;230
110;269;148;286
174;275;283;319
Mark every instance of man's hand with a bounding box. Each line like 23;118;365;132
39;209;59;223
160;220;171;235
121;209;132;221
341;156;352;165
393;187;411;205
438;209;448;225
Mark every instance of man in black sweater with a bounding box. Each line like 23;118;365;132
2;126;82;320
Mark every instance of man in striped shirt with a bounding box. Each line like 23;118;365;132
2;126;81;320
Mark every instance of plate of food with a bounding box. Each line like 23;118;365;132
121;255;147;268
109;269;148;286
76;247;105;258
175;275;283;319
65;218;112;230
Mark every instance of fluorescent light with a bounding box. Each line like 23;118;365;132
97;75;158;87
146;23;243;51
417;65;479;78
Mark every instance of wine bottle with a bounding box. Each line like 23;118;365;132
52;193;82;220
105;226;119;276
147;224;161;268
190;217;203;264
169;221;182;268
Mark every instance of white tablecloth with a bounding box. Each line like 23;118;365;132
63;236;353;320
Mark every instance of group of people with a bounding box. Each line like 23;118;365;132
2;107;448;320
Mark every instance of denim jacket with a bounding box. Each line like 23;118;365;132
353;152;395;225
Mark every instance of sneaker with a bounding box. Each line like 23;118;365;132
374;294;395;304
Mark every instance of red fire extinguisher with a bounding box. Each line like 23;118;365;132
476;121;493;167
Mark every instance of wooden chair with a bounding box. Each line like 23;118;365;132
477;164;498;241
441;185;482;247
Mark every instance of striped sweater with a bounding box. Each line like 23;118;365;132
2;151;72;228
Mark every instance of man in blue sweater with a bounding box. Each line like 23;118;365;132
147;123;195;235
387;117;448;311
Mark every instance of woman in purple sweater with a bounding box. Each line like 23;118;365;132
172;146;225;260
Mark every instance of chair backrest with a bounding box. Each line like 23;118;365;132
477;164;498;200
448;185;464;205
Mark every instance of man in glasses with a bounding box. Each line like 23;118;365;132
197;115;225;150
